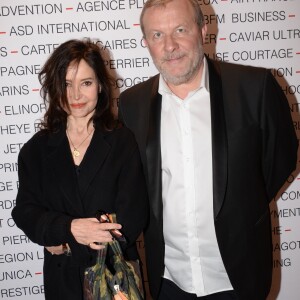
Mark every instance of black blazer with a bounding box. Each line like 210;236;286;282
12;126;148;300
119;58;298;300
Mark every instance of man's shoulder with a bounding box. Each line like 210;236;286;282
208;57;268;78
120;74;159;98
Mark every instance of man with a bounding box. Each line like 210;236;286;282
119;0;298;299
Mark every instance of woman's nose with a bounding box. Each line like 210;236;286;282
72;85;81;100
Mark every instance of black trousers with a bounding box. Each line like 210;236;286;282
157;278;238;300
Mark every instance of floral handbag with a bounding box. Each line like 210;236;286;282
83;212;144;300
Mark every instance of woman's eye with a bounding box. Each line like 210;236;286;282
65;82;71;87
82;81;92;86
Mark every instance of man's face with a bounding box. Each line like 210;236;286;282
143;0;207;86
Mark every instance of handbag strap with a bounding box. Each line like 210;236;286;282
106;213;125;257
95;212;125;258
108;238;124;258
108;213;117;224
95;242;108;266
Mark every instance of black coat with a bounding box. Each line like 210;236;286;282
119;58;298;300
12;126;148;299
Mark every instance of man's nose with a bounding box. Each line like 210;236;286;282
164;35;178;52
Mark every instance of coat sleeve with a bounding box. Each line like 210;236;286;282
114;138;149;259
11;140;74;246
261;70;298;200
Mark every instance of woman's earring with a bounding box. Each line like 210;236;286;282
99;85;102;93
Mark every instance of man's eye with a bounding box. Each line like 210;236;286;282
154;32;162;39
177;28;185;33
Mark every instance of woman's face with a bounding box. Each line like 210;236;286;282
64;59;99;119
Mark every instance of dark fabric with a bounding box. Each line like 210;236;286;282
158;278;238;300
12;126;148;300
118;57;298;300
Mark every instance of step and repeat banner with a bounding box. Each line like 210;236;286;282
0;0;299;299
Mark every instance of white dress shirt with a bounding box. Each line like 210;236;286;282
160;58;233;296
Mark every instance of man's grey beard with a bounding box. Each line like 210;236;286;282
154;49;205;86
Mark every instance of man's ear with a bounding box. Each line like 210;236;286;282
142;37;148;48
201;24;208;44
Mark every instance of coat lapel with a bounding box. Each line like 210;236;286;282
145;76;163;224
77;129;110;200
207;58;228;218
46;128;111;216
47;128;84;215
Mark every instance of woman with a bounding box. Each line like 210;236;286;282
12;39;148;299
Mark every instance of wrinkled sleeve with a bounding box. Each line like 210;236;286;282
261;70;298;201
12;142;74;246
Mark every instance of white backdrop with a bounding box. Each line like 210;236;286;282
0;0;299;299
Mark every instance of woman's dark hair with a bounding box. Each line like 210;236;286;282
38;39;116;132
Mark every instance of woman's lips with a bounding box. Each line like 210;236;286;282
70;103;85;108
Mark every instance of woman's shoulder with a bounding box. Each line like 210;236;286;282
19;129;53;158
102;123;137;147
23;129;49;146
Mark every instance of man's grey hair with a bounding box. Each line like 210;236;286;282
140;0;205;38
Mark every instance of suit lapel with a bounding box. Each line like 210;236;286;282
146;76;163;223
144;64;228;221
207;58;228;218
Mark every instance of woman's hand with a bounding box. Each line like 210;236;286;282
45;245;64;255
71;218;122;250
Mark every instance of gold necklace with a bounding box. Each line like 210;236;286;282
66;129;94;158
